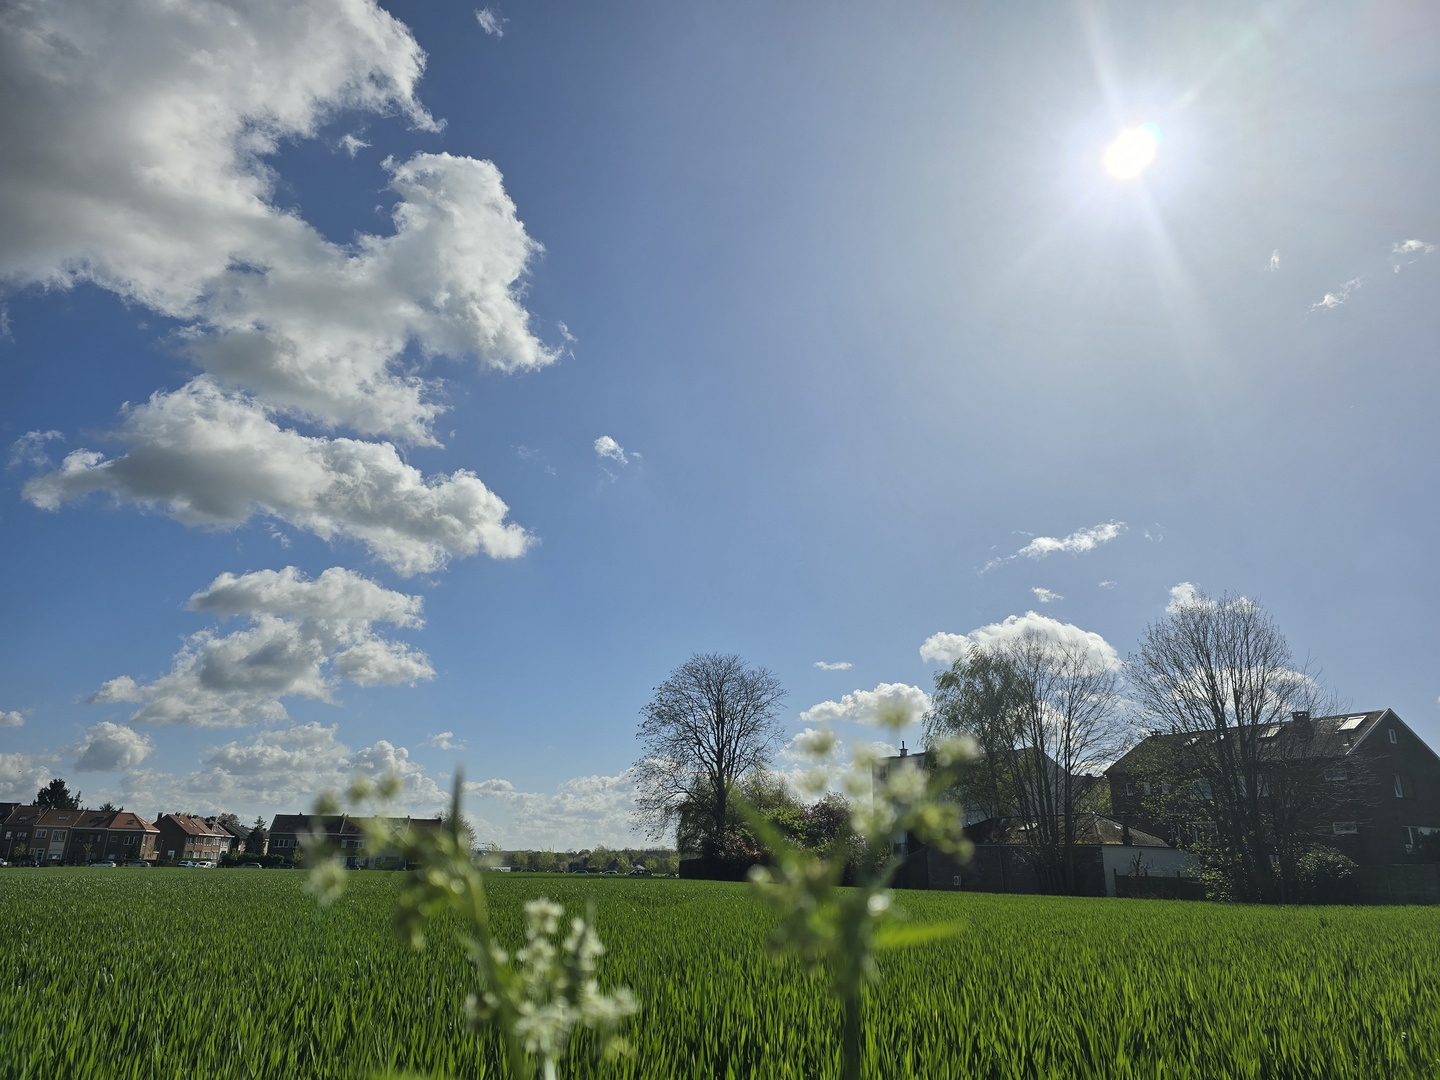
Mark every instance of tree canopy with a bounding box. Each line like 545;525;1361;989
35;777;80;810
632;653;787;856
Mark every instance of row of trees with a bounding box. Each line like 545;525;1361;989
632;588;1360;903
502;847;680;875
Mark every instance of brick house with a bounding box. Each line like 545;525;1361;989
205;817;249;857
1;805;46;864
65;810;160;864
1106;709;1440;896
31;808;88;863
156;814;230;863
266;813;443;867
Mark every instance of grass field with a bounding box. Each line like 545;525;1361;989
1;868;1436;1079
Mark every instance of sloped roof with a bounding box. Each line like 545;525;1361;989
1108;709;1416;773
2;805;45;827
268;814;310;834
107;812;158;833
160;813;226;837
967;813;1169;847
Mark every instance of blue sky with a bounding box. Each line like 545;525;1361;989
2;0;1438;846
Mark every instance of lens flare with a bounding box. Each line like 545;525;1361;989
1103;123;1160;180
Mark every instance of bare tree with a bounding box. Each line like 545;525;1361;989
925;629;1125;893
633;653;787;855
1129;588;1337;902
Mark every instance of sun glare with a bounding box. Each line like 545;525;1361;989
1103;123;1160;180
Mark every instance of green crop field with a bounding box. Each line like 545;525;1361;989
1;869;1436;1079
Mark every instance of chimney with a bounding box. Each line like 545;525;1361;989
899;741;908;759
1291;711;1310;723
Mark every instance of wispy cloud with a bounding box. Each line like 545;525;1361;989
1018;521;1126;559
1098;580;1116;589
475;8;505;36
337;133;369;157
1031;587;1063;603
1268;249;1280;272
8;430;63;470
1392;238;1437;273
814;660;852;671
1310;277;1361;312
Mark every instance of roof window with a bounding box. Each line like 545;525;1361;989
1260;725;1282;738
1339;715;1367;731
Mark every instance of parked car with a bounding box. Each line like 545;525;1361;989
601;870;619;876
178;861;196;868
0;859;9;868
628;866;650;876
124;861;150;868
240;862;262;869
93;861;118;868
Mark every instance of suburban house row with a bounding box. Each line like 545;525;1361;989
0;807;440;868
883;708;1440;903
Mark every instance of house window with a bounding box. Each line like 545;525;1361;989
1332;822;1359;835
1195;780;1214;800
1160;782;1171;795
1404;826;1437;853
52;830;66;841
1124;781;1135;796
34;830;45;839
1142;782;1152;796
1324;767;1348;782
1390;729;1398;744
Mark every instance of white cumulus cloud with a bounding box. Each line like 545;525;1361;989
1;0;554;570
594;436;628;466
799;683;930;727
1165;581;1202;614
0;710;24;728
920;611;1120;671
24;380;531;575
75;721;154;772
90;566;433;727
0;751;54;802
428;731;462;750
120;723;449;816
463;770;644;849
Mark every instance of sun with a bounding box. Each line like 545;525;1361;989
1103;123;1160;180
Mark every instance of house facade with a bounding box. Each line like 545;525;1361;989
1;805;45;863
266;813;443;867
1107;709;1440;869
0;806;158;864
155;814;230;863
